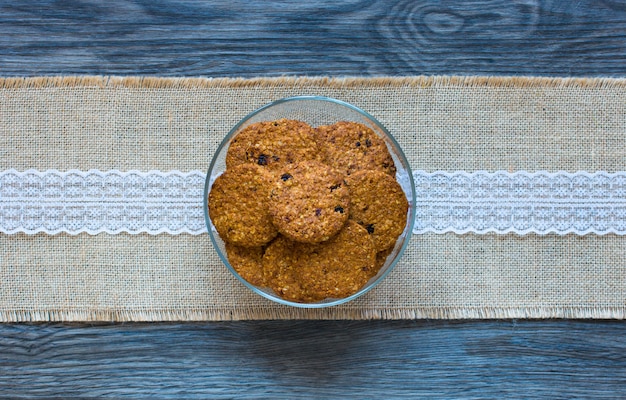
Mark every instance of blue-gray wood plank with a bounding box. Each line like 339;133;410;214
2;321;626;398
1;0;625;77
1;0;626;398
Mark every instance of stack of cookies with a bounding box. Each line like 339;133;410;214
208;118;409;303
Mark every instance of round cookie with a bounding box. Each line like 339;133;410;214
268;160;350;243
345;169;409;252
226;118;323;171
208;163;278;247
262;221;376;303
373;247;394;279
261;235;307;301
316;121;396;176
225;243;265;286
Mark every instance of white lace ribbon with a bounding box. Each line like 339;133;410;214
0;169;625;236
0;169;206;235
414;171;626;235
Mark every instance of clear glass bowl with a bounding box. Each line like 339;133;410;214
204;96;416;308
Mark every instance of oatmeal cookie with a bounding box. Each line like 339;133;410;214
225;118;323;171
316;121;396;176
208;163;278;247
261;235;307;301
373;247;394;278
345;169;408;252
225;242;265;286
262;221;376;303
268;160;350;243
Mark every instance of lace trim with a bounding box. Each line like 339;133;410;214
414;171;626;235
0;169;205;235
0;169;624;236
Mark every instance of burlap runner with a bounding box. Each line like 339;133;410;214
1;76;624;321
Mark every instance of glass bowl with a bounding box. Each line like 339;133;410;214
203;96;416;308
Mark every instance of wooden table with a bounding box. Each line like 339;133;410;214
1;1;625;397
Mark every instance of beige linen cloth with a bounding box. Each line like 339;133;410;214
0;76;624;321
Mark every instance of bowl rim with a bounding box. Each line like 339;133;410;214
203;95;417;308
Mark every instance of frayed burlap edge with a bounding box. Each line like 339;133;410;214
1;306;625;322
1;75;625;89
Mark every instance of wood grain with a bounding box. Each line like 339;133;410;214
1;0;626;397
0;0;625;77
1;320;625;398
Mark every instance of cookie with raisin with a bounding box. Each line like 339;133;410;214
268;160;350;243
345;169;408;252
316;121;396;176
226;118;323;171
